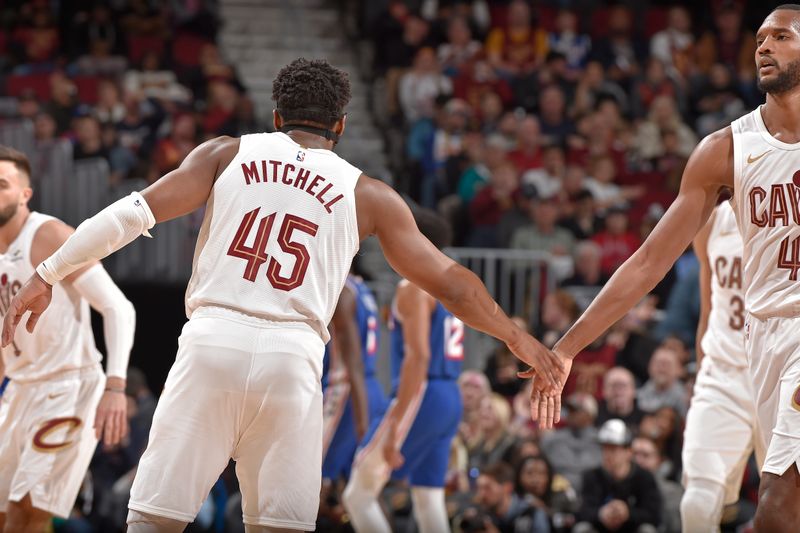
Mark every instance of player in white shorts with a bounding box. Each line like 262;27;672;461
523;6;800;531
2;59;563;532
681;200;763;532
0;146;135;532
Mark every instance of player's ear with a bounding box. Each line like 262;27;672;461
273;109;282;130
20;186;32;206
334;114;346;138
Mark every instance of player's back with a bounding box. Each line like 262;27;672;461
0;212;100;380
389;297;464;395
186;132;361;343
702;201;747;367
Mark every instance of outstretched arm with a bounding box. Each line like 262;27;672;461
330;286;369;441
2;137;238;346
356;175;563;394
693;208;716;367
552;128;733;361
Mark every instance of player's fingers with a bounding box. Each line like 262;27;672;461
25;311;41;334
538;396;548;428
517;367;535;379
547;396;555;428
104;411;115;445
119;409;129;440
2;302;22;346
94;410;105;440
554;394;562;424
529;385;540;420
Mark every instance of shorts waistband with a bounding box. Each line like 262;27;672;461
191;305;320;334
10;363;104;384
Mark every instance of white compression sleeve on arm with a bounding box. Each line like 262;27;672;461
72;264;135;379
36;192;155;285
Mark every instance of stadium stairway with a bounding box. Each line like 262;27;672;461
218;0;397;291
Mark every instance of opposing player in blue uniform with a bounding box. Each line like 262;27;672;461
321;273;386;481
343;210;463;533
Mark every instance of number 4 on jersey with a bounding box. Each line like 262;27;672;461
227;208;319;290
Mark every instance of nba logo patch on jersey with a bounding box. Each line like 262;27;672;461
296;151;305;162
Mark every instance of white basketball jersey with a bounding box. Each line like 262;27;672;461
0;212;101;381
731;106;800;319
701;202;747;367
185;132;361;342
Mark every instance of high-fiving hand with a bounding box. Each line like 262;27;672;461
506;332;564;393
518;348;573;430
2;273;53;347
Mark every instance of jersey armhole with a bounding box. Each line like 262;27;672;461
730;122;743;212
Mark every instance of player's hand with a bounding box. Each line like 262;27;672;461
519;349;573;428
95;378;128;446
506;334;563;392
2;273;53;346
382;418;404;470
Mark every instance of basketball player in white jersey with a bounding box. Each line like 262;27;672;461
681;200;763;532
0;59;563;532
519;5;800;531
0;146;135;533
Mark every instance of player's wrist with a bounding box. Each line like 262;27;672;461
104;387;126;394
34;267;53;288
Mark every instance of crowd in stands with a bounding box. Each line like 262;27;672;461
0;0;256;190
0;0;769;531
341;0;765;531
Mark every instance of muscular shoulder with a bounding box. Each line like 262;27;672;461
683;126;734;190
199;135;240;180
354;174;409;240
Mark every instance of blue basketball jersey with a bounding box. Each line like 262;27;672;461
346;275;380;377
389;301;464;394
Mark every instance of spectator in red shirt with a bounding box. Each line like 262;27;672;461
508;116;543;173
592;206;641;277
468;161;519;247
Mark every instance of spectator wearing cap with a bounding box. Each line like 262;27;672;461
509;191;575;258
540;393;601;492
632;436;682;533
574;420;662;533
637;346;688;416
596;367;645;430
591;206;640;278
473;462;552;533
559;189;603;241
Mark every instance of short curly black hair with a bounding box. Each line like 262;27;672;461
272;58;352;128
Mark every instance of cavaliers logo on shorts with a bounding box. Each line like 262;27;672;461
793;384;800;412
32;416;82;453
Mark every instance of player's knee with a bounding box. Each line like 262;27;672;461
680;479;724;532
342;479;371;511
126;509;188;533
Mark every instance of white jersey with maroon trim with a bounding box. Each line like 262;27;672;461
731;106;800;319
0;212;101;381
701;201;747;368
185;132;361;342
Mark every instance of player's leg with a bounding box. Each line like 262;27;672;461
754;469;800;532
410;486;449;533
244;526;298;533
5;494;50;533
342;414;396;533
127;315;249;527
681;359;756;532
234;326;326;531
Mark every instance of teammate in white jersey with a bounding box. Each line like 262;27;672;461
1;59;563;532
0;146;135;532
518;6;800;531
681;200;763;532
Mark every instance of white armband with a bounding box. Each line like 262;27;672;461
36;192;155;285
72;265;135;379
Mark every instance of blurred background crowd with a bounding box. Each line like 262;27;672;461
0;0;771;531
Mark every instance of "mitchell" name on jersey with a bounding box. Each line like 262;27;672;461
240;160;344;213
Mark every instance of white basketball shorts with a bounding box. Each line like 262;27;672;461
127;307;325;530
